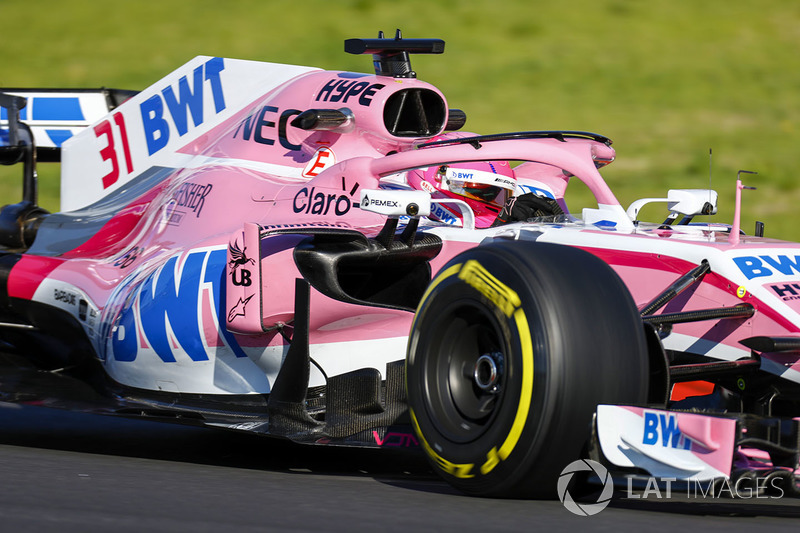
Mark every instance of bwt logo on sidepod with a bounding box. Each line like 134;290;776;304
111;248;247;363
140;57;226;155
733;254;800;280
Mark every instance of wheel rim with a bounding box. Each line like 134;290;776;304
420;299;510;444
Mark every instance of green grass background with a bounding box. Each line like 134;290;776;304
2;0;799;238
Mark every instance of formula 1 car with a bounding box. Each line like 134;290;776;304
0;33;798;499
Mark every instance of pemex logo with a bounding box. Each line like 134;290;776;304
557;459;614;516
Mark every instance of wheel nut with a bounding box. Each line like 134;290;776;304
474;354;499;391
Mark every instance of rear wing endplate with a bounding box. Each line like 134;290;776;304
0;88;137;162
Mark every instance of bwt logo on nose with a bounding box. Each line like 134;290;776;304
140;57;226;155
642;411;692;450
733;255;800;280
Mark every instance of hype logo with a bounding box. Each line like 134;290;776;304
112;248;246;362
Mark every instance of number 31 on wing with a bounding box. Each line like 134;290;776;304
94;111;134;189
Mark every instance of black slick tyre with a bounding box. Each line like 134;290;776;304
406;241;648;498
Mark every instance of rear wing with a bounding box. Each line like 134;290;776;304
0;88;137;162
59;56;319;212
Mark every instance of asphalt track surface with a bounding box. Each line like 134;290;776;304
0;402;798;532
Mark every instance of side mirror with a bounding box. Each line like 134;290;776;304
627;189;717;222
667;189;718;216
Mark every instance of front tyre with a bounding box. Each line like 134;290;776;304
406;241;648;498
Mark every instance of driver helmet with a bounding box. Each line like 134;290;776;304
407;159;516;228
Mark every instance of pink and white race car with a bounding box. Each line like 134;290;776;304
0;33;798;499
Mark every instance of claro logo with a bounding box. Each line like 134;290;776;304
293;184;360;216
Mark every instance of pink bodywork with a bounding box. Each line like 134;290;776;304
8;58;800;399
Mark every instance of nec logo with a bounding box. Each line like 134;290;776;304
733;255;800;279
642;411;692;451
140;57;226;155
232;105;303;151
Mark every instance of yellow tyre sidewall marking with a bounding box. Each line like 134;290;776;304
500;307;533;459
458;259;521;318
409;259;535;478
417;263;463;312
410;409;475;479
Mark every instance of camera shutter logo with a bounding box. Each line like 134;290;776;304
557;459;614;516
